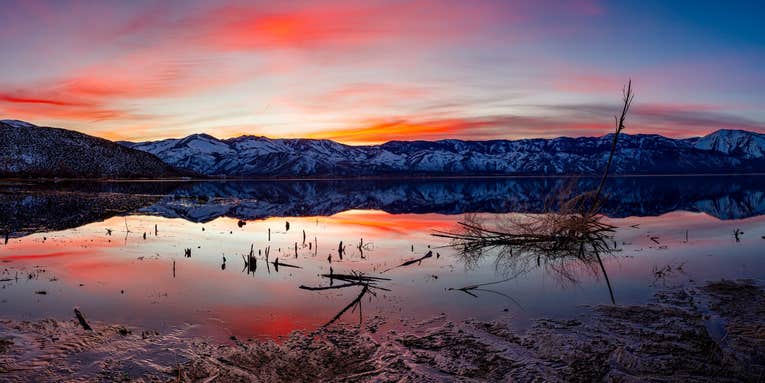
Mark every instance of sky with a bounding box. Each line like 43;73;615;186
1;0;764;144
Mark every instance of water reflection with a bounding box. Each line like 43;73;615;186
146;176;765;221
0;176;764;341
3;176;765;239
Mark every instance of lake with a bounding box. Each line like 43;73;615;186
1;175;764;342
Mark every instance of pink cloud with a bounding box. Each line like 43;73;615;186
189;1;505;52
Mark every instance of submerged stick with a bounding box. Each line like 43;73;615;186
320;273;390;282
323;284;369;327
299;282;360;291
272;258;302;271
382;250;433;273
74;307;93;331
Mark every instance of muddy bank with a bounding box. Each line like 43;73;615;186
1;280;763;382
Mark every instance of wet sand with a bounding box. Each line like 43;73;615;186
1;279;763;382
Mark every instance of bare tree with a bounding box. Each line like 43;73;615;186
435;81;635;304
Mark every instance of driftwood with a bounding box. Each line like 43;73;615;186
320;273;390;282
300;270;389;326
299;283;361;291
382;251;433;273
74;307;93;331
323;284;369;327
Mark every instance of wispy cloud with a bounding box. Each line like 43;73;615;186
1;0;763;141
530;102;765;136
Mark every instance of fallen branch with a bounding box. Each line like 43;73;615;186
382;250;433;273
74;307;93;331
324;284;369;327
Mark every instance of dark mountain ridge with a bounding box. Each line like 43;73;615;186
0;120;187;179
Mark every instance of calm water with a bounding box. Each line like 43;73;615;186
1;176;764;341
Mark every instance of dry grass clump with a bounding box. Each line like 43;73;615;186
435;81;634;303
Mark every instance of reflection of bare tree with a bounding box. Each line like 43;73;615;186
299;271;390;327
436;81;634;305
436;210;619;303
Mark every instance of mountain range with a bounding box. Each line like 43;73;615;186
121;126;765;177
3;119;765;178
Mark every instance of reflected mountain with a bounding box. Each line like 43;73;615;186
0;181;179;239
142;176;765;221
1;176;765;238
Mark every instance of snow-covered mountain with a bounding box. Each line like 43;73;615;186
0;120;185;178
692;129;765;159
3;119;764;179
121;129;765;177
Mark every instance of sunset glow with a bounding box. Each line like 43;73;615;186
1;0;764;142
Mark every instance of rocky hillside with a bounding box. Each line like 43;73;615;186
0;120;185;178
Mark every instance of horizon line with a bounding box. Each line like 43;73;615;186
2;118;758;146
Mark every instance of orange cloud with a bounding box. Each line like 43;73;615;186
302;116;611;144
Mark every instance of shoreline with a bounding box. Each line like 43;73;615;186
1;279;763;382
2;172;765;184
